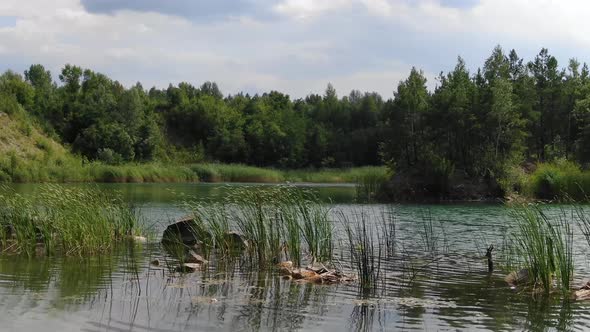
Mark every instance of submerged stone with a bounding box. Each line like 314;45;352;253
162;216;204;245
224;231;248;249
505;269;530;287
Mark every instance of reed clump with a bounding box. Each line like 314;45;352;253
511;205;574;294
285;166;387;184
183;185;333;268
354;167;389;202
0;185;140;256
339;210;382;291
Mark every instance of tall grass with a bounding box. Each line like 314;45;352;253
285;166;387;184
180;201;231;258
0;155;389;186
354;167;389;203
512;205;574;294
420;212;445;254
294;191;333;263
184;185;333;267
377;207;396;258
280;205;302;266
339;210;382;291
0;185;140;256
191;163;284;183
576;205;590;249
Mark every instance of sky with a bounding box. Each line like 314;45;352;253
0;0;588;98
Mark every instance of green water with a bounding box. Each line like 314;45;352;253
1;183;590;331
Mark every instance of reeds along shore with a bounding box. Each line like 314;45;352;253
510;206;574;294
2;182;590;299
0;185;141;256
0;153;387;185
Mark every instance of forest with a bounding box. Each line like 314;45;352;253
1;46;590;197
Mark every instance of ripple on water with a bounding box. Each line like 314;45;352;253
1;199;590;331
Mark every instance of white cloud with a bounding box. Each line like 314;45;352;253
0;0;589;99
273;0;353;19
358;0;590;47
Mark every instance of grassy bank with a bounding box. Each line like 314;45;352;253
0;106;388;185
0;156;388;185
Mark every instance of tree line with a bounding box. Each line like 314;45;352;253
0;46;589;181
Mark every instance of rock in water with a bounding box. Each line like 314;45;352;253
573;280;590;301
505;269;530;287
291;268;319;280
307;262;329;274
224;231;248;249
277;261;294;275
162;216;203;245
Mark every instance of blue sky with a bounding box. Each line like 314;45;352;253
0;0;588;98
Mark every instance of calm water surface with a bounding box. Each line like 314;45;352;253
1;183;590;331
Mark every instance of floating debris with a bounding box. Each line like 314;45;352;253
176;263;201;273
186;250;208;264
277;261;355;285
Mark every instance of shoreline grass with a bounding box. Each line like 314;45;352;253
511;205;574;294
0;185;141;256
0;157;388;185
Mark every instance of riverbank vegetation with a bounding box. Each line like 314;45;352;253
3;46;590;200
0;185;141;256
511;206;574;294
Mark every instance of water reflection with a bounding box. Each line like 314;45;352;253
1;185;590;331
1;239;589;331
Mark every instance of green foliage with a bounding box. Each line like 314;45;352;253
3;46;590;201
511;205;574;294
354;167;389;202
527;160;590;201
0;93;23;116
285;166;387;183
340;210;381;291
0;185;140;256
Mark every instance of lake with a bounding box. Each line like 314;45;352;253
1;183;590;331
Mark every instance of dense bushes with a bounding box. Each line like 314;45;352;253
527;161;590;201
